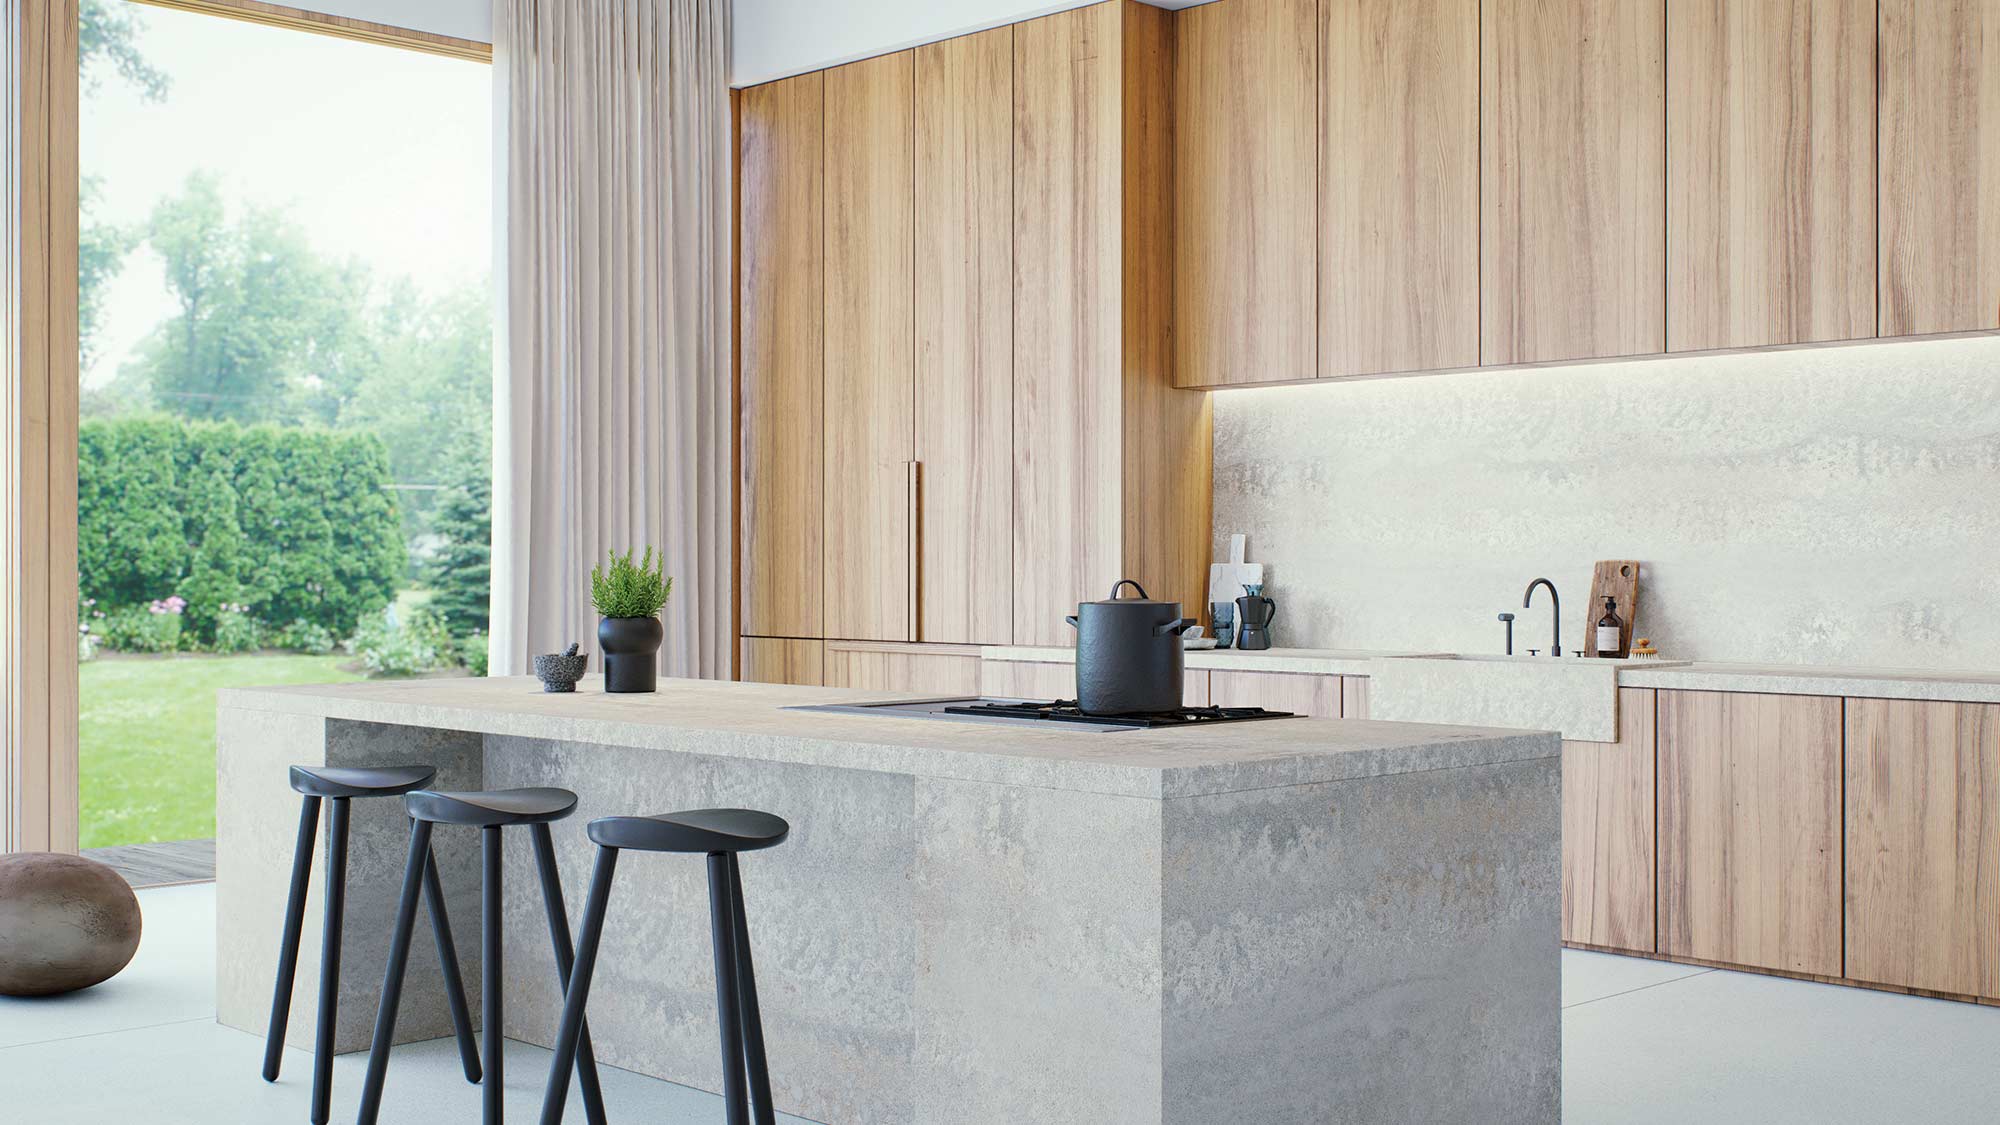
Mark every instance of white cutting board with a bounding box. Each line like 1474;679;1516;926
1207;534;1265;607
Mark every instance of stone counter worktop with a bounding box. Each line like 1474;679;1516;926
216;675;1560;1124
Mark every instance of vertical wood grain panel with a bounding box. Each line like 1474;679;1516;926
1340;675;1369;719
1667;0;1875;351
1182;668;1210;707
1013;3;1124;646
916;27;1013;645
1207;670;1342;717
1119;2;1212;634
823;51;916;642
1879;0;2000;336
1320;0;1479;377
1561;688;1656;950
1658;690;1842;976
1845;699;2000;998
737;637;825;687
1481;0;1665;365
737;73;823;639
824;641;983;694
979;659;1079;701
1173;0;1316;386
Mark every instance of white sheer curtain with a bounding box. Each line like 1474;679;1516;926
491;0;732;678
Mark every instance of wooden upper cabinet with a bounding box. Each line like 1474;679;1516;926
1012;2;1128;646
915;27;1013;645
1667;0;1875;351
1320;0;1479;378
1562;688;1656;952
1657;690;1842;976
1846;699;2000;998
1173;0;1317;387
823;52;916;642
1880;0;2000;336
738;73;824;638
1481;0;1665;366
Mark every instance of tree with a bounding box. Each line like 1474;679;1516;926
78;0;169;371
81;0;170;101
125;173;372;423
79;176;135;372
425;435;491;634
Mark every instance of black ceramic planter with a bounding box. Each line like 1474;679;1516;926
597;615;663;693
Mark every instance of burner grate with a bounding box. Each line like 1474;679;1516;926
942;700;1296;728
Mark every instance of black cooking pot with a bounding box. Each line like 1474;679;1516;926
1065;580;1196;715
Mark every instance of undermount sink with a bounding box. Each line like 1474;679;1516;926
1366;653;1688;742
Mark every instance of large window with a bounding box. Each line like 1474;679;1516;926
77;0;491;853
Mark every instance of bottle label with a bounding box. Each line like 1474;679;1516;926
1596;625;1622;653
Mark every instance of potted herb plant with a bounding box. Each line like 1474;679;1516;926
591;547;673;693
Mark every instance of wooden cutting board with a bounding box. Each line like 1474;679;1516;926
1207;534;1265;609
1584;560;1641;656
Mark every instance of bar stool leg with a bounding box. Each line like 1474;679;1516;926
262;794;320;1083
482;827;503;1125
706;852;751;1125
529;825;608;1125
357;819;436;1125
311;797;350;1124
422;849;483;1084
726;853;776;1125
538;846;619;1125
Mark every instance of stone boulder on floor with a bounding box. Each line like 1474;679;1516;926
0;852;142;996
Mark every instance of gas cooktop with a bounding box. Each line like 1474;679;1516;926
786;697;1298;732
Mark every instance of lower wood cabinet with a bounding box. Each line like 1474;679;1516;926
1207;670;1343;717
738;637;825;686
1561;688;1656;950
823;641;982;695
1657;689;1842;976
1845;698;2000;998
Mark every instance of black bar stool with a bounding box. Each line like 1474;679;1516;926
356;787;608;1125
537;808;791;1125
263;764;480;1124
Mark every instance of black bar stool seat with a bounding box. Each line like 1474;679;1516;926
404;787;580;826
586;808;789;853
288;764;437;799
358;787;607;1125
540;808;793;1125
262;764;480;1125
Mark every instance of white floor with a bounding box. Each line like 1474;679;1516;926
7;886;2000;1123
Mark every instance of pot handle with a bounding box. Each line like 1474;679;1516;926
1154;617;1198;637
1108;579;1151;601
1065;615;1079;629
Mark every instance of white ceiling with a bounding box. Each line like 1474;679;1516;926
732;0;1219;87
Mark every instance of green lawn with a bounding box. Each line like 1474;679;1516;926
80;653;366;848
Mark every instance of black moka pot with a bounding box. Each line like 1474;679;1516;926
1064;580;1196;714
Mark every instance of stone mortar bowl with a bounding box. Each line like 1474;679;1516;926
532;650;589;693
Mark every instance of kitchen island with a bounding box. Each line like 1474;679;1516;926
215;676;1559;1124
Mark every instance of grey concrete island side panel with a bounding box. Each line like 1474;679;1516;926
1163;755;1562;1124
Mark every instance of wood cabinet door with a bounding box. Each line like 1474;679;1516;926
1657;690;1841;975
1846;699;2000;997
980;660;1078;702
738;637;825;687
1340;676;1368;719
1562;688;1656;951
1667;0;1874;351
915;27;1014;646
824;642;983;695
1012;3;1124;646
738;73;824;638
1481;0;1665;365
1320;0;1479;378
1208;671;1342;718
823;52;915;642
1880;0;2000;336
1173;0;1317;387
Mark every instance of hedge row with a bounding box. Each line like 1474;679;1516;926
78;416;405;641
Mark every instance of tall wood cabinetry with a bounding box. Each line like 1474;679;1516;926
737;1;1210;680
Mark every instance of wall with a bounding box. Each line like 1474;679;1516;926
1211;335;2000;672
731;0;1210;85
299;0;490;42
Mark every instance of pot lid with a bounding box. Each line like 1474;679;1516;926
1079;579;1176;608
